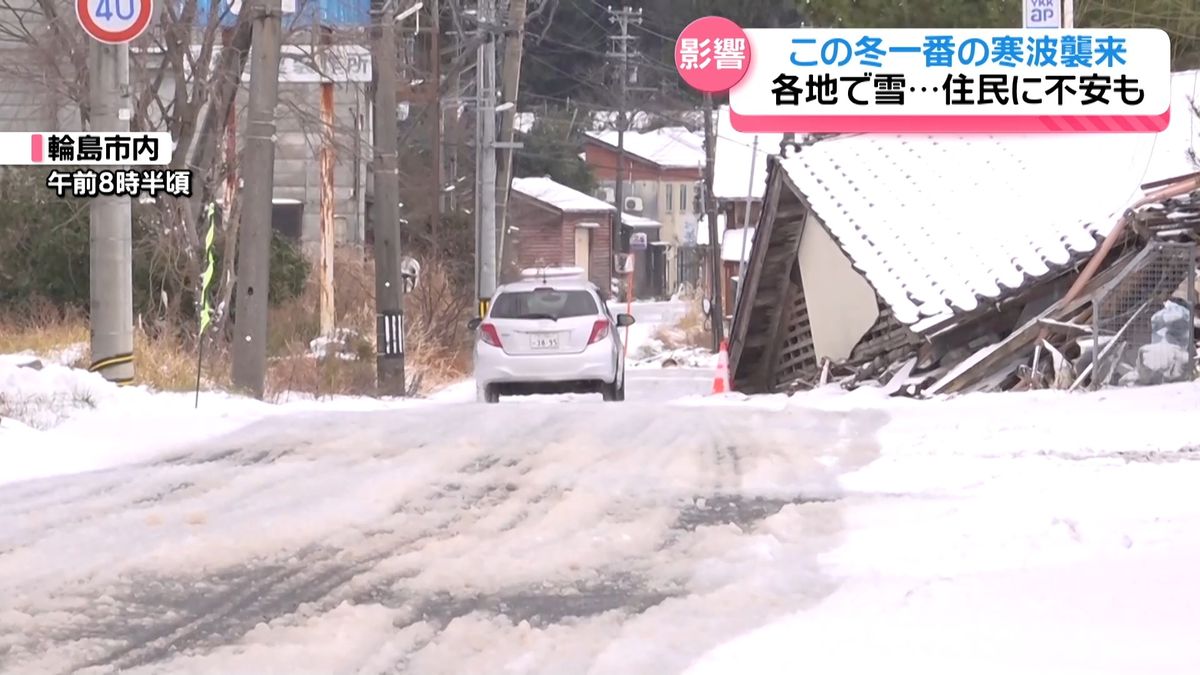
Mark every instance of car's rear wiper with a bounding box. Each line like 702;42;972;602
518;313;559;321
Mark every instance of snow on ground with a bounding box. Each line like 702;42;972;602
1;297;704;484
6;379;1199;673
630;344;718;370
611;299;717;370
6;332;1200;673
0;355;424;487
682;381;1200;675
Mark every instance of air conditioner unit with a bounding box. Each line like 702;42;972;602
596;187;616;203
624;196;644;213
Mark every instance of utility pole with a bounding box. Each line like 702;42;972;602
474;0;498;316
88;40;134;385
606;5;641;298
494;0;528;280
430;0;443;248
446;27;462;214
372;0;407;394
733;135;759;317
702;93;724;350
232;0;283;399
318;25;337;339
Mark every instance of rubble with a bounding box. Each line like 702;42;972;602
841;178;1200;398
731;160;1200;399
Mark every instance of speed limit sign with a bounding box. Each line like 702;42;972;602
76;0;153;44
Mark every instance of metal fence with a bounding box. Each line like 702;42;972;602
676;246;703;289
1091;241;1197;389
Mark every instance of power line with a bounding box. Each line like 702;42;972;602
516;89;769;153
579;0;675;41
534;33;680;75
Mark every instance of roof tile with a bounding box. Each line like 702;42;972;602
779;71;1200;329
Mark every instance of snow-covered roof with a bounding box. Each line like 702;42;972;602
518;266;587;280
621;212;661;228
588;110;704;132
587;127;706;169
721;227;754;263
713;106;785;201
512;176;615;213
780;70;1200;331
695;213;728;246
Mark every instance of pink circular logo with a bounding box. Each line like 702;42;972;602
675;16;751;93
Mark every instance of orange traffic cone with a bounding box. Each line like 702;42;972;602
711;340;731;395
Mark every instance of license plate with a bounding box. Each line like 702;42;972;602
530;333;559;349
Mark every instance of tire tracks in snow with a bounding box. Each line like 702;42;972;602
51;410;581;671
2;402;892;674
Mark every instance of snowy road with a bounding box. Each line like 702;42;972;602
6;369;1200;674
0;399;886;674
623;369;711;401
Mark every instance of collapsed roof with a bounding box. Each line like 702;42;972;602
729;70;1200;396
775;70;1199;333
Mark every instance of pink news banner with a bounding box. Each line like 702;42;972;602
675;17;1173;133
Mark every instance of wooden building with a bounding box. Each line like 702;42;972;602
729;92;1200;395
509;177;615;293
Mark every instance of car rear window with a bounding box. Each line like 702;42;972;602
490;289;599;320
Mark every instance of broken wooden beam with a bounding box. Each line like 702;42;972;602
1036;318;1094;334
927;250;1140;396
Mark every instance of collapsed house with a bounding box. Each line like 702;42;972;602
729;72;1200;397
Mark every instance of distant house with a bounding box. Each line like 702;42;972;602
695;213;754;324
509;176;615;293
720;227;755;320
582;126;706;297
712;105;785;230
729;70;1200;394
619;211;665;299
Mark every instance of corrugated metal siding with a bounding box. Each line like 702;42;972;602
316;0;369;26
233;80;370;246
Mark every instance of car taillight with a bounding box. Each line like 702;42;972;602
587;319;610;345
480;323;503;347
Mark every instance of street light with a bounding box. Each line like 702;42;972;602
395;1;423;34
395;1;423;22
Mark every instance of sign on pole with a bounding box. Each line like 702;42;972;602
1023;0;1062;29
629;232;648;252
76;0;153;44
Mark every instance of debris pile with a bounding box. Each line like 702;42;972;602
838;178;1200;398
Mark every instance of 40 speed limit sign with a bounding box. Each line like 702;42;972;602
76;0;153;45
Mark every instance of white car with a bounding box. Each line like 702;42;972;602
469;274;635;403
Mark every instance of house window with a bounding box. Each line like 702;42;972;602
680;184;689;213
665;184;674;212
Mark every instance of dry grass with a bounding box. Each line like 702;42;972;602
0;299;88;361
1;247;472;400
258;248;471;400
652;291;713;350
135;328;223;392
0;389;98;429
